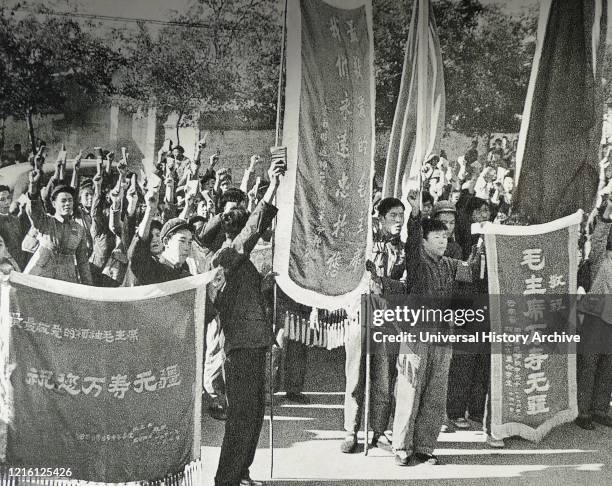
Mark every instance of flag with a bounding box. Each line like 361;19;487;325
0;271;213;483
382;0;445;199
513;0;607;224
473;211;582;442
274;0;376;310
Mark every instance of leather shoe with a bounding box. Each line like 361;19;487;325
394;450;410;466
574;416;595;430
486;434;505;448
592;414;612;427
371;433;392;452
207;404;227;421
414;452;441;465
239;477;263;486
285;392;310;404
340;434;357;453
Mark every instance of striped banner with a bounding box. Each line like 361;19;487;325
382;0;445;200
274;0;375;310
514;0;607;224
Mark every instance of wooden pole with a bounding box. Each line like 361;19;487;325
269;0;288;478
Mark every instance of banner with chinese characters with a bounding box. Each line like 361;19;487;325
473;211;581;442
1;271;212;483
274;0;375;310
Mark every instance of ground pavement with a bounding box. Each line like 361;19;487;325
200;348;612;486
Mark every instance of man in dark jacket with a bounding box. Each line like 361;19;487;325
213;155;285;486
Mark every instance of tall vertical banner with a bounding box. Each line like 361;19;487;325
383;0;445;199
0;272;212;483
514;0;607;224
274;0;375;310
474;212;581;442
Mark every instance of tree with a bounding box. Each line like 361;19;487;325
116;0;282;142
0;8;121;152
373;0;536;141
443;5;536;141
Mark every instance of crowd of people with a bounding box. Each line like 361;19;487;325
0;134;610;482
344;136;612;466
0;139;287;486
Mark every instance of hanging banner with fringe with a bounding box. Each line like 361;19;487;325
473;212;581;442
0;271;212;483
274;0;375;310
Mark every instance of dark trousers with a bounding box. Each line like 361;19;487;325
577;315;612;417
446;352;489;421
283;339;308;394
215;347;266;486
343;322;397;434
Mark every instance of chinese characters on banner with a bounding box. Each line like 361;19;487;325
275;0;375;309
1;272;210;482
474;212;581;442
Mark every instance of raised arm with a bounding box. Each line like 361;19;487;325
240;155;259;192
138;189;159;240
26;169;50;233
213;155;285;269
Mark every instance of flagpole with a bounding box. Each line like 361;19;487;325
270;0;288;479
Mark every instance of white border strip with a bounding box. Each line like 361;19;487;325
471;210;583;236
7;271;218;302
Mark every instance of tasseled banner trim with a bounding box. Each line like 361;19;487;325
0;459;204;486
283;308;348;350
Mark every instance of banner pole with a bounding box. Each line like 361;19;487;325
363;295;370;455
275;0;289;148
270;0;288;478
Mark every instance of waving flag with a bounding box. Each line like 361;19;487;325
513;0;607;224
383;0;445;199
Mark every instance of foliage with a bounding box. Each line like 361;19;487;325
0;7;121;148
373;0;536;137
115;0;282;139
0;8;120;119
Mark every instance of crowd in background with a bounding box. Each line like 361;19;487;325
0;133;610;480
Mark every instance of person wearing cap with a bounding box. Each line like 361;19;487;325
132;215;194;285
24;169;93;285
431;201;462;260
